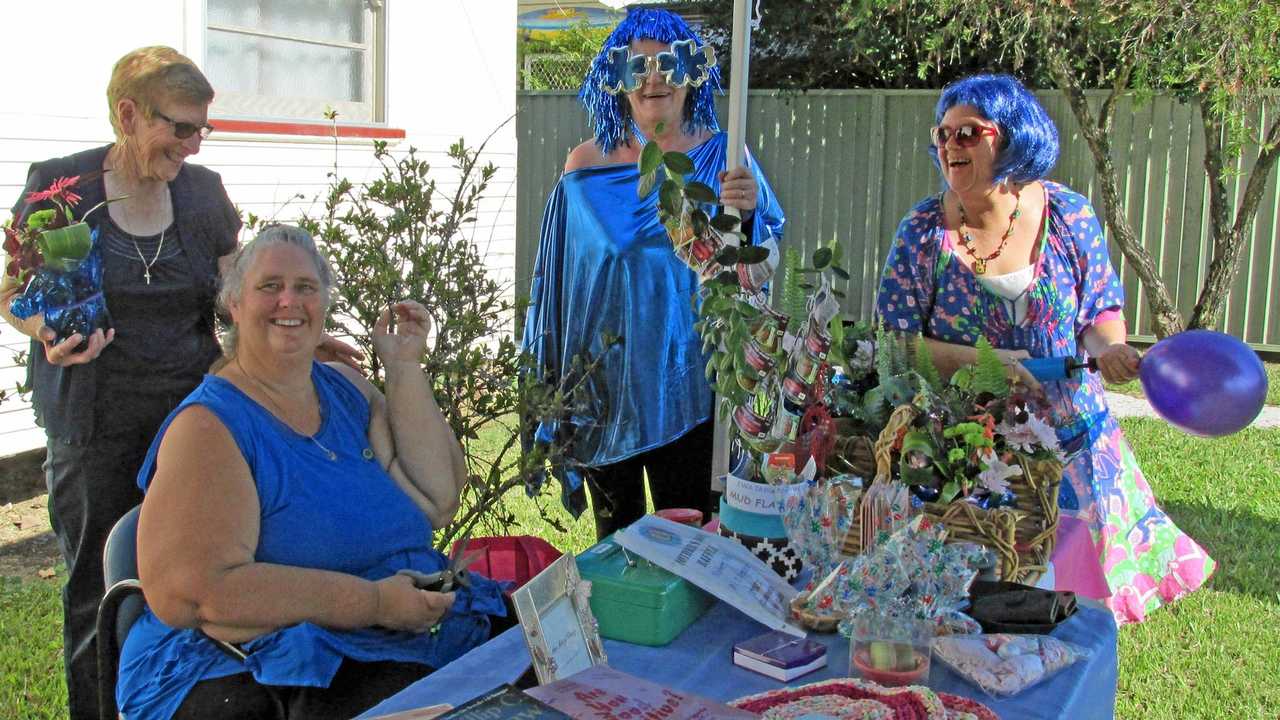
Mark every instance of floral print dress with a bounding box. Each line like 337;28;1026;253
877;181;1215;625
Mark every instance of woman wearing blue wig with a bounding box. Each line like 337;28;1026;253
876;74;1214;624
522;8;785;539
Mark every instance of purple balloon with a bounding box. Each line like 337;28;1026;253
1138;330;1268;437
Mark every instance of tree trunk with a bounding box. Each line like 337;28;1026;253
1189;104;1280;330
1047;54;1185;338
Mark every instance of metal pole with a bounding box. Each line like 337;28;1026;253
711;0;754;497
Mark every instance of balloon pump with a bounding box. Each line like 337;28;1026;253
1020;356;1098;383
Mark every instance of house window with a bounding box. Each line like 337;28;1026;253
205;0;385;124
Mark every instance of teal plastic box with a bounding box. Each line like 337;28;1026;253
575;535;715;646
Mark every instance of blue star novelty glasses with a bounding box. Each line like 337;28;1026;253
600;39;717;95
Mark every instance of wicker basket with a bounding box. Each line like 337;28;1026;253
828;433;876;480
840;405;1063;585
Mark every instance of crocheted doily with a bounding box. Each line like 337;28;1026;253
729;678;998;720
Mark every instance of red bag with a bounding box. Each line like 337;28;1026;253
450;535;564;592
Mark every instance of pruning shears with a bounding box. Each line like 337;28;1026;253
396;527;481;593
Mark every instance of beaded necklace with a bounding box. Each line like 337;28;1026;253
955;190;1022;275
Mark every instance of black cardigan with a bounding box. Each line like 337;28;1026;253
11;145;241;443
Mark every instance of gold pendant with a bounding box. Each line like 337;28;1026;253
973;258;987;275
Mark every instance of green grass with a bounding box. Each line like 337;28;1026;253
1114;418;1280;719
3;421;1276;718
0;575;66;718
1107;360;1280;406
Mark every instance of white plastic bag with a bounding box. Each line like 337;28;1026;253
932;633;1090;697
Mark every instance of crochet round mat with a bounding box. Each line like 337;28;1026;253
729;678;998;720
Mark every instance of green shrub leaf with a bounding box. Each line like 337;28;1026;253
663;151;695;175
685;182;718;204
640;141;664;176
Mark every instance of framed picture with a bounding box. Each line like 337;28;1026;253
510;553;607;684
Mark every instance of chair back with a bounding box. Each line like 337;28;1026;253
102;505;145;644
97;505;145;720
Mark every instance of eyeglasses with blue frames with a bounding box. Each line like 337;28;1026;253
154;111;215;140
929;123;999;148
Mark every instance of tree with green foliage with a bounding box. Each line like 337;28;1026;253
518;19;614;90
286;129;597;548
896;0;1280;337
689;0;1116;89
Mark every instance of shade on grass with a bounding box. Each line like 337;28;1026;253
0;576;66;718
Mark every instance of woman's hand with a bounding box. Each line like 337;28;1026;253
315;333;364;370
372;301;432;366
1094;342;1141;384
42;326;114;366
373;575;455;633
718;166;757;214
995;348;1041;391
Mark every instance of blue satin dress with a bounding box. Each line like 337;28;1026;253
522;132;785;513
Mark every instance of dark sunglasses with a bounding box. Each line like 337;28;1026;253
154;110;215;140
930;123;999;148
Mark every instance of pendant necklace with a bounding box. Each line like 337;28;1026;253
132;227;165;285
234;357;338;461
121;184;171;285
955;190;1021;275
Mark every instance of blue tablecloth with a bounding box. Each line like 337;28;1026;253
361;599;1117;719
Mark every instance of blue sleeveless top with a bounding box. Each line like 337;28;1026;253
117;362;506;719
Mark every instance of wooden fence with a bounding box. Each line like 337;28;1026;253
516;90;1280;350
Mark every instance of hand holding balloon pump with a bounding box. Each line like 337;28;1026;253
1021;330;1268;437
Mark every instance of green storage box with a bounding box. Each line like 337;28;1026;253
575;535;715;646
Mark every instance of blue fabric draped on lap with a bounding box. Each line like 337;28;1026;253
521;132;785;513
116;362;506;719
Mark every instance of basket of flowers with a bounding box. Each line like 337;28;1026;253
841;335;1064;585
633;135;1060;586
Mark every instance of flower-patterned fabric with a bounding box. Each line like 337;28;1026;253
877;182;1215;625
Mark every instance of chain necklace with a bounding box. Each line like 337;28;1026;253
117;183;172;285
234;356;338;461
955;190;1022;275
131;226;165;285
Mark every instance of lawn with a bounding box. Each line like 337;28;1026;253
2;419;1277;718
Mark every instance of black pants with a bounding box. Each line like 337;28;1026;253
173;659;431;720
46;430;155;720
583;420;714;540
172;598;521;719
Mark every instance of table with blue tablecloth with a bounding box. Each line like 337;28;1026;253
361;597;1117;719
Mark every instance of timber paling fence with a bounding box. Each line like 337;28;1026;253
516;90;1280;351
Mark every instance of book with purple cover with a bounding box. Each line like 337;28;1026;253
732;630;828;681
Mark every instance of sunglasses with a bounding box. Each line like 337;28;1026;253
154;110;215;140
930;123;999;148
599;39;717;95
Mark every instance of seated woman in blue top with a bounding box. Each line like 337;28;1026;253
119;225;507;719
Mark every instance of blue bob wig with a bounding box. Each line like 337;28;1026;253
933;74;1059;185
579;8;722;155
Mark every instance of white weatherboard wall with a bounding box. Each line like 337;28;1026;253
0;1;517;456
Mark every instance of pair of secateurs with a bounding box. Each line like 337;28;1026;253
396;528;481;594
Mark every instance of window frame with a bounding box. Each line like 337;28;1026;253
200;0;389;128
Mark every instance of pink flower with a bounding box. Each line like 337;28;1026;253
24;175;83;208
